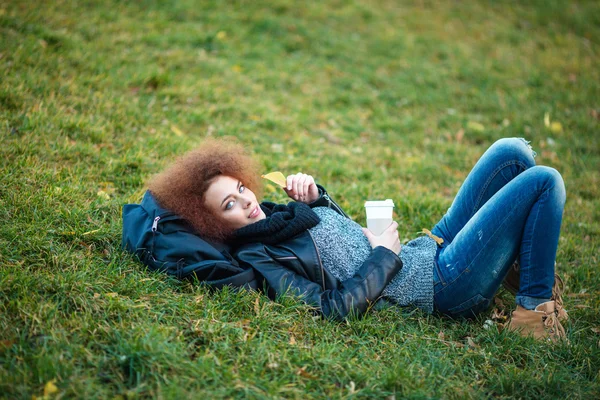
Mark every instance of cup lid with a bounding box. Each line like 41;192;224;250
364;199;394;207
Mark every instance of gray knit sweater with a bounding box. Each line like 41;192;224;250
309;206;437;313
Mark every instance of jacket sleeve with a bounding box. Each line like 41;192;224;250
307;184;349;218
235;244;403;321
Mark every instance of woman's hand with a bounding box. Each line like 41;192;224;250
362;222;402;255
285;173;320;204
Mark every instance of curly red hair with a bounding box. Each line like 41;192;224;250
147;138;263;242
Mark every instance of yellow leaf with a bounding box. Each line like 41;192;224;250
422;228;444;246
216;31;227;40
289;335;297;345
466;121;485;132
44;379;58;396
232;65;242;72
544;112;551;127
170;125;184;137
97;190;110;200
550;121;563;133
261;171;287;188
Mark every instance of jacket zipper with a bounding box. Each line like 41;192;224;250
307;231;326;290
323;193;349;218
149;216;161;259
152;216;161;232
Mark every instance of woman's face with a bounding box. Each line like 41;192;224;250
204;175;266;231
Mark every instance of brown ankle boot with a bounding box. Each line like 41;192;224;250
503;261;569;322
507;301;567;342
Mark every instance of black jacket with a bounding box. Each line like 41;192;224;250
233;186;403;320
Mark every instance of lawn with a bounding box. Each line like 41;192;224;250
1;0;599;398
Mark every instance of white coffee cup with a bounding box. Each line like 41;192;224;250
364;199;395;236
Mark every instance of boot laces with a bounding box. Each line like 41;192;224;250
552;273;568;321
543;311;566;338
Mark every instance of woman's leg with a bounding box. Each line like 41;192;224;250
431;137;536;243
433;166;566;317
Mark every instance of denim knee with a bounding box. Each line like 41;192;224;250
490;137;537;168
532;166;566;205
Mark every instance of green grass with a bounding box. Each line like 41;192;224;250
1;0;599;398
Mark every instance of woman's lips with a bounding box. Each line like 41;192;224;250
249;206;260;219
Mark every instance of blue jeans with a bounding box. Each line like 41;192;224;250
432;138;566;318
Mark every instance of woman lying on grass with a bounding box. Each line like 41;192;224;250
148;137;568;341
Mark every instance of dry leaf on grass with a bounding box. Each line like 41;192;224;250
296;366;316;379
491;308;507;321
170;125;184;136
466;337;480;349
422;228;444;245
494;297;506;308
44;380;58;396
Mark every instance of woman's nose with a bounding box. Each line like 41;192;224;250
242;196;252;208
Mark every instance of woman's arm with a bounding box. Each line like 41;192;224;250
235;241;403;320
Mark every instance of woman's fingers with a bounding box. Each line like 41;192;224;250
295;173;306;200
285;173;313;201
387;221;399;232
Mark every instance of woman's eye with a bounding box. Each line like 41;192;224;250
239;185;245;193
225;200;234;210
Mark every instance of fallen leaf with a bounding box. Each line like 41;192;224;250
170;125;184;136
566;292;590;298
44;379;58;396
289;335;297;345
296;366;316;379
466;337;480;349
321;129;343;144
97;190;110;200
422;228;444;245
261;171;287;187
93;293;101;299
455;128;464;143
494;297;506;308
105;292;118;298
591;327;600;334
544;112;551;127
216;31;227;40
550;121;563;133
438;331;445;340
467;121;485;132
